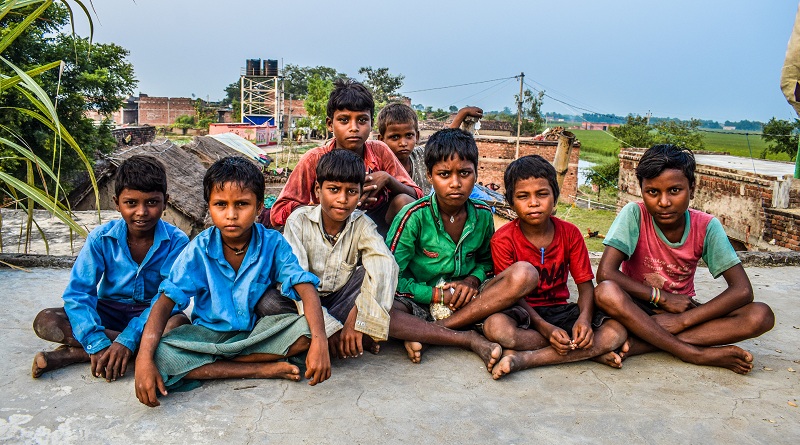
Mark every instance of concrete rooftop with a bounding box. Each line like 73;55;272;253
694;153;796;178
1;263;799;444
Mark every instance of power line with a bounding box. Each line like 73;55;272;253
399;76;517;94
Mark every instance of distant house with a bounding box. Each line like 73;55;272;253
581;122;620;131
723;126;736;131
476;120;513;137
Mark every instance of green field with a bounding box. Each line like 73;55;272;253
572;129;793;164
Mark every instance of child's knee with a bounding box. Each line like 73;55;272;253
745;302;775;335
504;261;539;295
482;314;517;348
32;308;62;340
593;281;625;311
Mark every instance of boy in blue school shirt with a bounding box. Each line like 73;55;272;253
32;156;190;381
135;157;330;407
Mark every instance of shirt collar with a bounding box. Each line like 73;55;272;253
308;205;362;232
207;225;261;263
104;218;169;246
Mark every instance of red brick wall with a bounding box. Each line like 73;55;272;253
138;97;196;126
763;208;800;250
475;137;580;204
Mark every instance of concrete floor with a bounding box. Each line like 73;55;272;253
1;264;798;444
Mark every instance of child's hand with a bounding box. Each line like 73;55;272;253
547;327;572;355
337;308;364;358
91;342;133;381
359;172;391;206
305;336;331;386
459;106;483;119
134;357;167;407
652;312;688;335
444;277;480;310
571;320;594;349
658;291;695;314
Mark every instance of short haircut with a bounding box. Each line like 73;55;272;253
327;78;374;120
377;103;418;135
503;155;559;203
114;155;168;197
203;156;264;204
424;128;479;174
316;149;366;186
636;144;696;188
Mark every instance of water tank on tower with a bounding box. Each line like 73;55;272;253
265;59;279;77
246;59;261;76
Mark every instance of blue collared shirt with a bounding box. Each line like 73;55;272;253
63;219;190;354
157;224;320;332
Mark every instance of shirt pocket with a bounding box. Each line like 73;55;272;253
138;269;164;303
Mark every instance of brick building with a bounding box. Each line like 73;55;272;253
137;95;196;126
474;135;580;204
617;148;800;252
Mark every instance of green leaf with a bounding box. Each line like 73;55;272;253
0;172;88;237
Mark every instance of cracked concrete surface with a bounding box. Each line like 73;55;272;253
0;265;798;444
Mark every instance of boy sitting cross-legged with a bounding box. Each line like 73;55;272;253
135;157;330;407
32;155;190;380
386;128;537;370
484;155;628;380
595;144;775;374
271;78;422;236
256;149;398;359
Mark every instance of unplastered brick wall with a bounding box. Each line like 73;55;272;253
138;97;196;126
475;136;580;204
111;126;155;147
617;148;799;252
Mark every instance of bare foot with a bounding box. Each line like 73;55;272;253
593;351;623;369
491;351;522;380
258;362;302;381
690;345;754;375
617;338;630;361
31;345;88;378
404;341;423;363
363;336;381;355
467;332;502;372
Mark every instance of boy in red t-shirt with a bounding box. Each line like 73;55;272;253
484;155;628;379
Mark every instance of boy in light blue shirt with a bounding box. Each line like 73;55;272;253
32;155;190;381
135;157;330;407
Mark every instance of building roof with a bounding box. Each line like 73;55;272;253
182;135;266;169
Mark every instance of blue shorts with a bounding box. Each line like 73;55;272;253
95;299;150;332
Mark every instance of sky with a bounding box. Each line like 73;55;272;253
72;0;800;123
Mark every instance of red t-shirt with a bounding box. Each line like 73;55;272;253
270;139;422;227
490;217;594;307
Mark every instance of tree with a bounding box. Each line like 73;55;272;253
1;0;109;247
283;64;346;98
357;66;404;108
305;74;334;138
585;159;620;195
448;105;458;113
609;115;656;148
222;80;241;122
653;118;704;151
517;89;545;135
1;3;136;188
761;118;799;160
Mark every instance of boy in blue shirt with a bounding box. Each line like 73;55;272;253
32;155;190;381
135;157;329;407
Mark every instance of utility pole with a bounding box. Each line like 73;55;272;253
515;72;524;160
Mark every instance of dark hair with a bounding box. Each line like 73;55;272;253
424;128;479;174
316;149;366;186
377;103;418;135
327;78;374;120
114;155;168;197
636;144;696;188
203;156;264;204
503;155;559;203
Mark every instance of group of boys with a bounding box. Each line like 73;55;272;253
31;79;775;408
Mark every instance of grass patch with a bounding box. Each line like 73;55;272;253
554;202;616;253
700;131;790;161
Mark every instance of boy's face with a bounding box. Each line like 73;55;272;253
427;155;476;209
510;177;555;229
640;168;695;230
378;122;419;163
327;109;372;151
315;180;361;226
114;188;167;237
207;182;262;243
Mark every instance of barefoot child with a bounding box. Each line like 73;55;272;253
135;157;330;407
483;155;628;380
595;144;775;374
386;128;537;370
271;79;422;235
377;103;483;196
257;149;398;359
32;156;189;380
